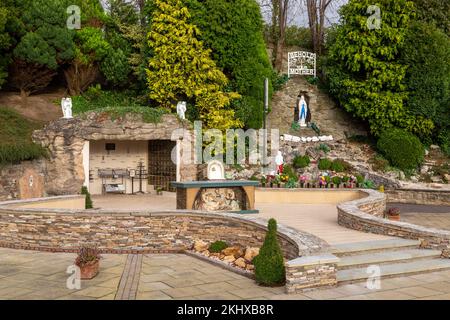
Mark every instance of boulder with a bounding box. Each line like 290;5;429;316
222;246;244;258
193;240;209;252
234;258;247;269
223;255;236;263
244;247;260;262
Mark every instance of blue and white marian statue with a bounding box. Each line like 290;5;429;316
298;95;308;127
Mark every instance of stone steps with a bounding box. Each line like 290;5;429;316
331;239;421;257
333;239;450;285
338;249;442;270
337;259;450;284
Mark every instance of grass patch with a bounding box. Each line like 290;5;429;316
72;89;167;124
0;107;47;165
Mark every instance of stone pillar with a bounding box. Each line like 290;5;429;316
285;254;339;294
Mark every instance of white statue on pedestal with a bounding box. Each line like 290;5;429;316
298;95;308;127
61;97;73;119
177;101;187;120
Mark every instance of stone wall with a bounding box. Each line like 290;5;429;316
285;254;339;293
0;160;47;201
338;190;450;249
32;112;198;196
0;203;330;258
387;188;450;206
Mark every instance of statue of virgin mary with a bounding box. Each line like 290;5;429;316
298;95;308;127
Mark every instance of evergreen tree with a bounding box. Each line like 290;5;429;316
253;219;285;286
187;0;274;129
146;0;241;130
326;0;434;138
10;0;75;98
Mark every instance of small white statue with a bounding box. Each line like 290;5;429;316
176;101;187;120
275;151;284;174
298;95;308;127
61;97;73;119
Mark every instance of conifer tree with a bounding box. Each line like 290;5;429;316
146;0;242;130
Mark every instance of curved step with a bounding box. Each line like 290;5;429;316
337;259;450;284
331;239;421;256
338;249;442;270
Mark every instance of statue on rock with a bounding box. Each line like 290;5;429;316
61;97;73;119
298;95;308;127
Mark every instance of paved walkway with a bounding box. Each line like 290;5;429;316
94;194;391;245
257;203;392;245
2;249;450;300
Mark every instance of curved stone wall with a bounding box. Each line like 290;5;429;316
0;198;328;258
387;188;450;206
337;189;450;249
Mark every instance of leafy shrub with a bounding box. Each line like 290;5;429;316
332;176;342;185
273;74;289;91
209;241;228;253
253;219;285;286
285;178;298;189
0;144;47;165
283;165;298;181
362;180;376;189
318;158;332;170
377;128;425;171
291;122;300;132
316;144;330;154
331;160;345;172
356;174;365;184
293;155;310;169
81;186;93;209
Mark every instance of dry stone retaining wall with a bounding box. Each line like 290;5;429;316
386;188;450;206
338;190;450;249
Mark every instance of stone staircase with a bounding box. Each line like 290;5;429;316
331;239;450;285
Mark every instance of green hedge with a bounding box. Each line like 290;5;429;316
377;128;425;171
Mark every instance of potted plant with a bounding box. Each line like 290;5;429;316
342;176;350;188
332;176;342;188
274;175;281;188
260;176;267;188
299;176;307;188
75;246;102;280
386;208;401;221
156;186;164;195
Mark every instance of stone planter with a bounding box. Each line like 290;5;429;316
78;260;100;280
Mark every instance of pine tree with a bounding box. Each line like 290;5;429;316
146;0;242;130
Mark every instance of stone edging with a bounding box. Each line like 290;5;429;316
337;189;450;249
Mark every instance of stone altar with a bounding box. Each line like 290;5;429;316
171;181;259;214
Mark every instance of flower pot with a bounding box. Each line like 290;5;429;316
78;260;100;280
387;215;400;222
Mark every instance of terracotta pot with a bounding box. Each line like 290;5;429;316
387;215;400;222
78;260;100;280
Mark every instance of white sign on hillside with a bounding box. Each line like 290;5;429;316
288;51;316;78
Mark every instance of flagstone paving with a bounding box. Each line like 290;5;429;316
2;249;450;300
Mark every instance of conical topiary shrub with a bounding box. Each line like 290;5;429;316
81;186;93;209
253;218;286;286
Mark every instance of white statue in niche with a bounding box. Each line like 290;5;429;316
176;101;187;120
207;160;225;180
61;97;73;119
298;95;308;127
